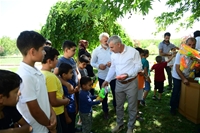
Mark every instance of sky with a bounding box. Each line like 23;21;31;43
0;0;199;40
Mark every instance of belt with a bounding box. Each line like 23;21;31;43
119;77;136;84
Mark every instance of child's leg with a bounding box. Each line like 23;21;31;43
158;81;164;100
67;112;76;133
80;112;92;133
64;108;72;124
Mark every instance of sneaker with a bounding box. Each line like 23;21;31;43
140;100;146;106
152;96;158;100
136;115;144;122
127;128;133;133
111;124;124;133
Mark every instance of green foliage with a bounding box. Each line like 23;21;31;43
155;1;200;32
0;36;19;56
41;0;133;56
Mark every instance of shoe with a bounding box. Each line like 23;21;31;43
152;96;158;100
127;128;133;133
75;127;82;132
140;100;146;106
137;111;143;115
77;121;82;126
111;124;124;133
136;115;144;122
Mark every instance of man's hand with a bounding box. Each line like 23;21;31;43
102;81;109;88
49;129;57;133
99;64;107;70
106;62;111;67
183;78;189;85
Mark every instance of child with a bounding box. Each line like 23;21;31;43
41;46;70;133
58;63;79;133
151;55;175;100
78;54;90;77
141;49;151;106
165;48;176;69
0;70;32;133
79;76;101;133
16;31;56;133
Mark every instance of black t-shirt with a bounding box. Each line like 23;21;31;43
0;106;22;130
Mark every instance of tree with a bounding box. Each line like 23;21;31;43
154;0;200;32
0;36;18;56
41;0;133;53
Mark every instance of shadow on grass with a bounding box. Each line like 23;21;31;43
89;86;200;133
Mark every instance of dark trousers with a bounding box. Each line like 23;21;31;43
170;77;182;110
165;66;172;88
56;113;68;133
67;112;76;133
98;78;116;113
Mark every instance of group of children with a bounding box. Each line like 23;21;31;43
0;31;102;133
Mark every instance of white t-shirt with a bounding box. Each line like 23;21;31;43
17;62;50;133
165;56;175;66
172;52;193;79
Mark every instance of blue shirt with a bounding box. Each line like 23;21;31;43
63;85;76;113
79;90;100;113
57;56;78;87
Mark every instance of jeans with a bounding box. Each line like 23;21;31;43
165;66;172;88
98;78;116;113
170;77;182;110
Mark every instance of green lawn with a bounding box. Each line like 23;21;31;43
1;55;200;133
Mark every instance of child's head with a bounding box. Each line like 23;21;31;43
62;40;77;58
155;56;162;63
42;46;60;69
143;49;149;58
17;31;46;62
80;76;92;91
135;47;144;57
59;63;73;80
78;54;90;69
0;70;22;106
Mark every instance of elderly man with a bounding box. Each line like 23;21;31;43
91;32;116;119
102;35;142;133
159;32;179;90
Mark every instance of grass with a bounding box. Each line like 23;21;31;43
1;55;200;133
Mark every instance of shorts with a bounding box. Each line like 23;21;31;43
143;81;151;91
154;81;164;93
138;89;143;100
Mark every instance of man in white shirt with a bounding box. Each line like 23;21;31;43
91;32;116;119
170;37;196;115
102;35;142;133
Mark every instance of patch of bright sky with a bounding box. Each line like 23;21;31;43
0;0;199;40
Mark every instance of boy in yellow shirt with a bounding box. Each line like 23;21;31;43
41;46;70;133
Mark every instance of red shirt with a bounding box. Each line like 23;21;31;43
151;62;167;82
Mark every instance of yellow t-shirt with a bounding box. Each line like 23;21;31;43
42;70;64;115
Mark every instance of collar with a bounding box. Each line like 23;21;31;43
121;45;127;54
20;62;42;75
162;40;171;45
100;45;109;50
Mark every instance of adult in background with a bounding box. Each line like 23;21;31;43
78;40;90;58
158;32;179;90
194;30;200;50
170;37;196;115
91;32;116;119
102;35;142;133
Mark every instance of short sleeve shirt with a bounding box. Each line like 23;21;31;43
151;62;167;81
41;71;64;115
142;58;150;76
0;106;22;130
159;41;176;61
57;57;78;87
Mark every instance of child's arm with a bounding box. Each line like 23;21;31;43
64;108;72;124
48;92;70;107
26;100;50;126
166;54;176;63
0;118;32;133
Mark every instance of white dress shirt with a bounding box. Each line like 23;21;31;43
105;45;142;82
91;45;114;80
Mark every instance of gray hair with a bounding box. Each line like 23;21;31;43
99;32;109;41
107;35;122;45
